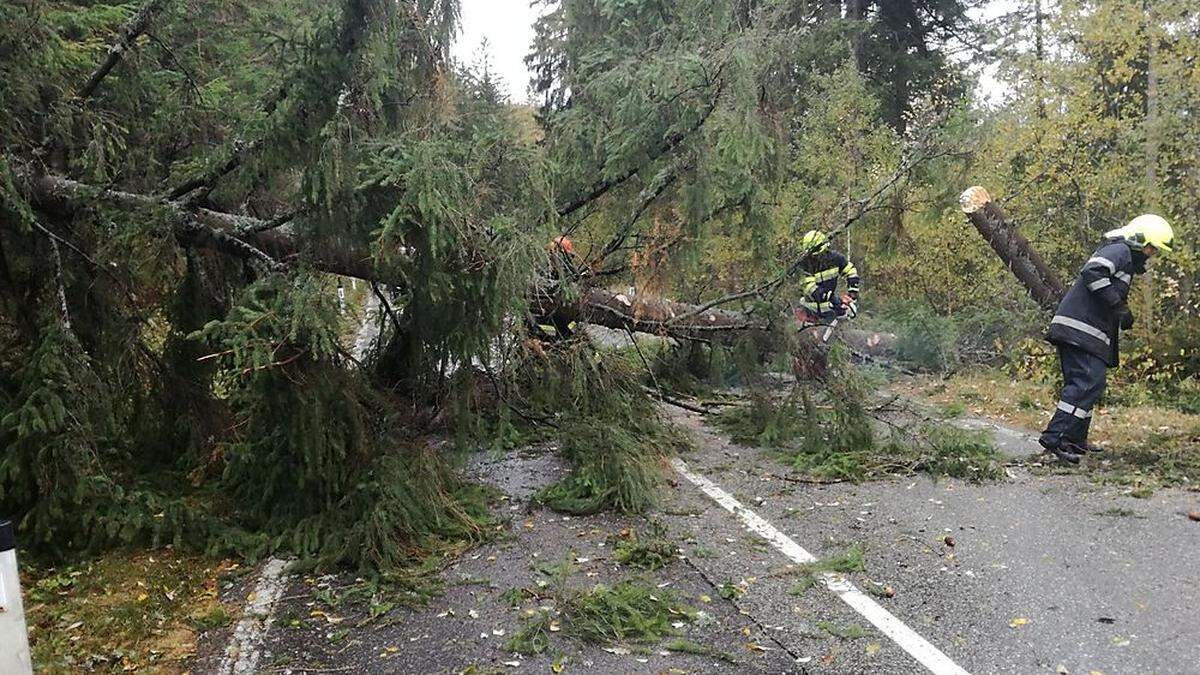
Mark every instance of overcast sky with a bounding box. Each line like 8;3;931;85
450;1;1018;106
451;0;543;103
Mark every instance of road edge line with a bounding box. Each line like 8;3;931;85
670;457;970;675
217;556;291;675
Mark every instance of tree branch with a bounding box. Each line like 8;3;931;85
586;162;685;267
78;0;169;101
14;165;343;275
555;78;724;218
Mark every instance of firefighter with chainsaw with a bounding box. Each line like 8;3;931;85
1039;215;1175;464
794;230;861;328
790;230;860;379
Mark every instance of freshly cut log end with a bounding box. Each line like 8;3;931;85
959;186;992;214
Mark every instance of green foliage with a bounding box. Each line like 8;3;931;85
787;543;867;597
188;605;233;631
915;425;1005;483
713;392;807;449
499;344;687;515
716;350;877;482
664;639;737;663
715;347;1003;484
885;304;960;372
1;321;211;553
566;579;693;645
506;611;556;656
717;579;743;601
816;621;870;640
612;522;678;571
0;0;534;572
507;558;694;654
191;276;494;570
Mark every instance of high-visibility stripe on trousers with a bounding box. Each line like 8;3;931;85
1040;344;1107;449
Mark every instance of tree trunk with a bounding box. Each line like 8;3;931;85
1143;0;1159;331
14;165;897;356
959;186;1065;310
1034;0;1046;119
846;0;869;73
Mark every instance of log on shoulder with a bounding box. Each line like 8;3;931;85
959;186;1065;311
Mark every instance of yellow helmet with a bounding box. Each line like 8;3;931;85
1106;214;1175;254
800;230;830;254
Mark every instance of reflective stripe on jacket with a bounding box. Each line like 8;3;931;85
798;250;860;313
1046;240;1137;367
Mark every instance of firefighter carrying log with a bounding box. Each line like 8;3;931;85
1039;215;1176;464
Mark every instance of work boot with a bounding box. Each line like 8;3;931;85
1078;441;1104;454
1039;438;1081;465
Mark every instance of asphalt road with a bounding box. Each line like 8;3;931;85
192;400;1200;674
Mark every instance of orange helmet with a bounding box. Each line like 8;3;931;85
549;235;575;255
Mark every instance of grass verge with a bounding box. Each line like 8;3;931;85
22;549;235;673
896;367;1200;492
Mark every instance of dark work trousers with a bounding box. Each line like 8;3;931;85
1040;344;1108;449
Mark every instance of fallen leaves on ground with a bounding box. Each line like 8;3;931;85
1009;617;1030;628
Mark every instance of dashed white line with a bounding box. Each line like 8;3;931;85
670;457;970;675
218;557;291;675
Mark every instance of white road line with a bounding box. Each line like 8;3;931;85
670;458;970;675
218;557;291;675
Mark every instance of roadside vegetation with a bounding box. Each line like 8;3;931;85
21;550;236;673
709;348;1006;483
896;368;1200;492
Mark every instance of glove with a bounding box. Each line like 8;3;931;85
830;294;844;315
841;295;858;319
1116;302;1135;330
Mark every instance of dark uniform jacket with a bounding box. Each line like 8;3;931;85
1047;239;1143;368
798;250;860;315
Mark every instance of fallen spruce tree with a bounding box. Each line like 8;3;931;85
17;162;898;354
1;0;963;572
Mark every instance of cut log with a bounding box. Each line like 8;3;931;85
959;186;1065;310
536;288;763;342
533;287;896;358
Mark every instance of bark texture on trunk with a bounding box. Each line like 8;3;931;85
533;287;896;358
959;186;1064;311
533;288;764;343
17;167;377;279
